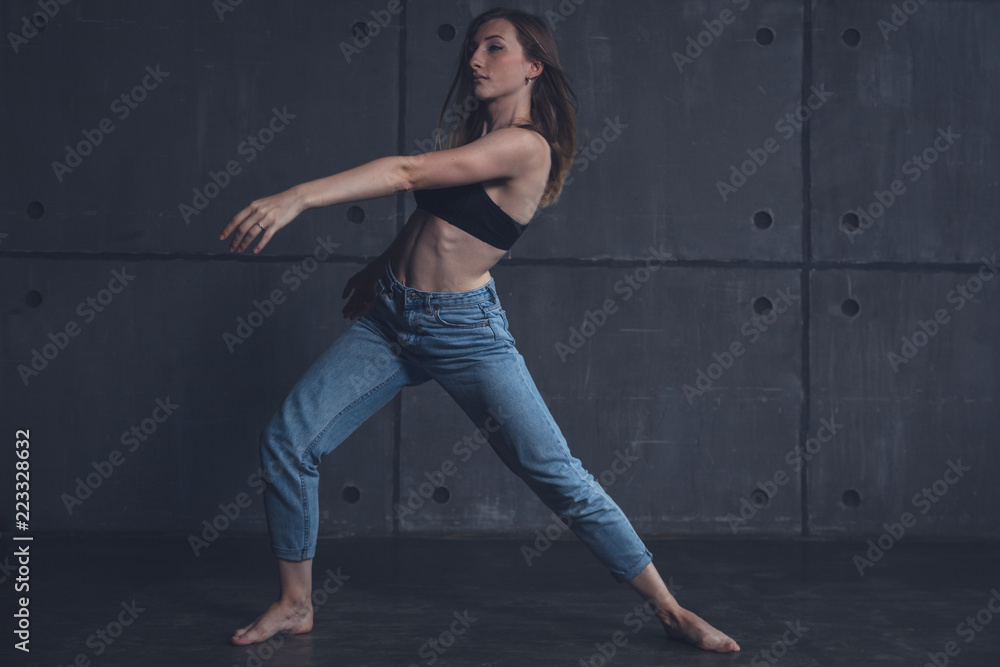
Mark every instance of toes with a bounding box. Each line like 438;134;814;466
716;637;738;652
230;621;264;645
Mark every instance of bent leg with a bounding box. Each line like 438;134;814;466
230;558;313;645
260;317;429;561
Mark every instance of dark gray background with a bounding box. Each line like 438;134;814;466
1;0;996;542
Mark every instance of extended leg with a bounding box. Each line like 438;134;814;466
627;562;740;653
432;344;652;583
430;328;739;653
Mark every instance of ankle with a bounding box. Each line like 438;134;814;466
654;603;686;627
278;594;313;611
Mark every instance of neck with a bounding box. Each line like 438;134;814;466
482;92;533;134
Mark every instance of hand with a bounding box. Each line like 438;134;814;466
220;188;307;254
341;263;383;321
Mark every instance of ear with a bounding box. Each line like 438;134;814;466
528;60;544;79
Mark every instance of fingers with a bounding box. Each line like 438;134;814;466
222;189;303;253
341;293;373;321
222;200;273;253
228;220;266;254
226;208;279;254
252;225;276;255
220;203;254;241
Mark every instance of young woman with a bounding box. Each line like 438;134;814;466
221;7;739;654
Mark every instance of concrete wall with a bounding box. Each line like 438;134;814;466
1;0;996;543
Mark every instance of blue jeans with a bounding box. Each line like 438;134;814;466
259;261;652;582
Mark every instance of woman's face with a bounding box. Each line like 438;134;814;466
467;18;538;101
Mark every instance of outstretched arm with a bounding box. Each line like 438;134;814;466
219;156;408;254
219;127;546;254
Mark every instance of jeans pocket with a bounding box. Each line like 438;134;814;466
487;309;516;346
432;303;491;329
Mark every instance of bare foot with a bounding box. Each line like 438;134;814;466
658;606;740;653
230;598;313;645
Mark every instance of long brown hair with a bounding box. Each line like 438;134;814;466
437;7;577;207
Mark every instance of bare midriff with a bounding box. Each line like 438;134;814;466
389;208;511;293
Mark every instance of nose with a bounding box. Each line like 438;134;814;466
468;45;484;70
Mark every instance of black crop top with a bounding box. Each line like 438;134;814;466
413;182;527;251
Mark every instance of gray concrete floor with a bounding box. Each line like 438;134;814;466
8;535;1000;666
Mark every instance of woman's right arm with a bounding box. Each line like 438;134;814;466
221;126;544;254
220;156;411;254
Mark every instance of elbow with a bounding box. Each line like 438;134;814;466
393;155;417;194
396;154;432;193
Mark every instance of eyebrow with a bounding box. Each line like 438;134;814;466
469;34;505;46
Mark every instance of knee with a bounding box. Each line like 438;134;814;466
259;413;290;461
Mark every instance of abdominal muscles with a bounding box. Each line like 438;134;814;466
392;209;510;292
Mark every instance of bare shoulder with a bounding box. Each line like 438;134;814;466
492;126;550;159
403;126;550;191
482;128;551;223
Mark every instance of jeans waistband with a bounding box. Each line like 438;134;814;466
383;260;499;307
